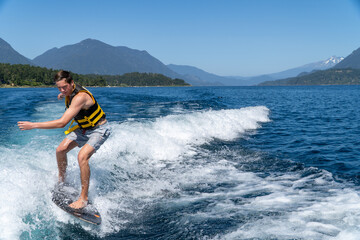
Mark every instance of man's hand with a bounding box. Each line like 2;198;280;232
58;93;65;100
18;121;34;130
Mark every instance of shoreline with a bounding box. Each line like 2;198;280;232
0;84;192;88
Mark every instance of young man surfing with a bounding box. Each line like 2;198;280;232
18;70;110;209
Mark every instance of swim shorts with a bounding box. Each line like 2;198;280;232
66;122;110;151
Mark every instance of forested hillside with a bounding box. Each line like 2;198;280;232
0;63;190;87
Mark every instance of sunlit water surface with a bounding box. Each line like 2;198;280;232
1;86;360;239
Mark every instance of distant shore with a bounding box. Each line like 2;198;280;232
0;84;54;88
0;84;192;88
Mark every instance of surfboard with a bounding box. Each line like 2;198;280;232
51;184;102;225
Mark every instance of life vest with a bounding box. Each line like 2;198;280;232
64;83;106;134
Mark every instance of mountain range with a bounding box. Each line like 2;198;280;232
259;68;360;86
167;56;344;86
260;56;344;80
258;47;360;86
32;39;180;78
1;37;358;86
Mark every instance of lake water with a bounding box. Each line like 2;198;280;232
1;85;360;239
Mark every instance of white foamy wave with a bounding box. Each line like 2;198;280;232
33;101;64;122
0;145;57;239
99;106;270;161
0;106;270;238
208;169;360;240
89;106;270;235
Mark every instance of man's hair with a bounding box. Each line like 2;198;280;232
54;70;73;83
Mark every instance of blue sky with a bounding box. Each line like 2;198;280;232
1;0;360;76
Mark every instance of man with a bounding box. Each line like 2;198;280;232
18;70;110;209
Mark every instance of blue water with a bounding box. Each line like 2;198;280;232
1;86;360;239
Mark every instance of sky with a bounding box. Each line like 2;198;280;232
1;0;360;76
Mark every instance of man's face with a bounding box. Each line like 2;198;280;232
56;79;74;96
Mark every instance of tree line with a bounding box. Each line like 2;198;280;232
0;63;190;87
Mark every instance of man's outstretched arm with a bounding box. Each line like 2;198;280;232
18;94;86;130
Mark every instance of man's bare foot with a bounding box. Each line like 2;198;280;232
69;198;88;209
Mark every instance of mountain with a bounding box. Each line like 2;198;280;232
258;68;360;86
257;52;360;86
229;56;344;85
33;39;180;78
333;47;360;69
0;38;32;65
167;64;259;86
167;64;226;86
268;56;344;80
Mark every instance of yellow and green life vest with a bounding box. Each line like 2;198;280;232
64;84;106;134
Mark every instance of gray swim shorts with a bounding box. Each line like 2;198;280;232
66;122;110;151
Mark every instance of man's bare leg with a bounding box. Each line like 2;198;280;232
69;144;95;209
56;138;78;182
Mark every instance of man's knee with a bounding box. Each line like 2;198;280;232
57;140;77;155
78;152;89;164
77;152;92;166
56;144;67;155
77;145;95;166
